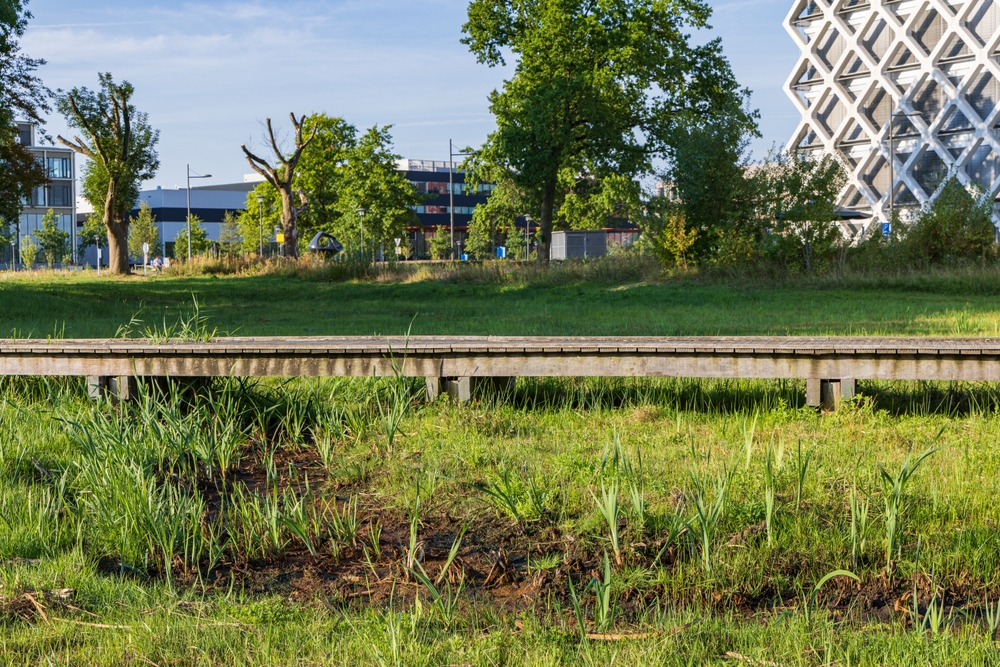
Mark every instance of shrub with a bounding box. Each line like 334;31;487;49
904;177;997;265
19;235;38;268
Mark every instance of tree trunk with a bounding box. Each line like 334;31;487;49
103;178;130;275
537;177;557;266
106;218;130;275
279;189;300;259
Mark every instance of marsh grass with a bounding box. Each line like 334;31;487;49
4;369;1000;663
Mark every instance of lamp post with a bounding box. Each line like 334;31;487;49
887;110;922;225
357;208;366;258
8;235;14;272
448;140;476;260
256;194;265;257
186;165;212;260
523;215;532;261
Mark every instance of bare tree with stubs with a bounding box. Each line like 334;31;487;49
241;114;317;259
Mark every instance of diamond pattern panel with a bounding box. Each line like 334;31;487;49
784;0;1000;222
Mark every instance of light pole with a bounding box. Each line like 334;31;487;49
523;215;532;261
186;165;212;260
256;194;265;257
357;208;366;258
887;110;921;225
448;141;476;260
8;235;14;272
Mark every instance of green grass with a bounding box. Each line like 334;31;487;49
3;266;1000;664
3;264;1000;338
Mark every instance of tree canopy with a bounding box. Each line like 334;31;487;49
463;0;755;263
0;0;48;240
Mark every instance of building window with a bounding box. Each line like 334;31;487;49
426;182;448;195
47;158;72;179
48;185;72;207
18;126;31;146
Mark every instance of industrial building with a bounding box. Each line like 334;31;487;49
785;0;1000;224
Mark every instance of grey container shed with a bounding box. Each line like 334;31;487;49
550;231;608;260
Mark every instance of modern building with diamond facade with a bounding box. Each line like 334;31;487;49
785;0;1000;224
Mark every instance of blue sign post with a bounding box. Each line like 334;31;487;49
496;246;507;259
882;222;891;236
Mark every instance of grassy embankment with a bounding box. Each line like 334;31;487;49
2;265;1000;665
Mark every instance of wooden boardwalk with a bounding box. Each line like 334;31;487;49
2;335;1000;407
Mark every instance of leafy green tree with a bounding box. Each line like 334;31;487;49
173;215;209;259
505;225;527;260
333;126;421;255
430;225;451;260
219;210;243;257
557;172;642;231
664;102;762;259
465;216;493;259
237;183;282;255
463;0;754;263
905;177;997;264
56;73;160;275
78;212;108;252
18;233;36;268
127;201;161;260
34;208;68;268
761;151;847;274
295;114;356;238
0;0;49;239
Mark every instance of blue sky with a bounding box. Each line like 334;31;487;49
22;0;800;189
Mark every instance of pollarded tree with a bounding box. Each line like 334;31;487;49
241;114;317;259
56;73;160;275
463;0;755;263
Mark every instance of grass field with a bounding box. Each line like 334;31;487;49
3;263;1000;338
3;265;1000;665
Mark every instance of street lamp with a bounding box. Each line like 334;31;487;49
256;194;265;257
186;165;212;260
8;234;14;272
357;208;366;257
448;140;475;260
887;110;922;225
523;215;532;261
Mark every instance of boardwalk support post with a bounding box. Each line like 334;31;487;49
427;377;514;403
807;379;856;411
87;375;136;403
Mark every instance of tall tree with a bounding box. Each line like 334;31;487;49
237;182;282;256
0;0;49;242
333;126;421;256
463;0;754;263
56;73;160;275
127;201;161;260
241;113;317;259
295;113;356;239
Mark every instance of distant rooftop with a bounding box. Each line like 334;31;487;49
396;159;459;173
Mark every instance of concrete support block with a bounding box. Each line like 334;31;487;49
87;375;136;403
425;377;443;402
86;376;107;401
808;379;856;411
444;377;473;403
806;379;822;408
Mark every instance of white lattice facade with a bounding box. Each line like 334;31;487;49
785;0;1000;223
